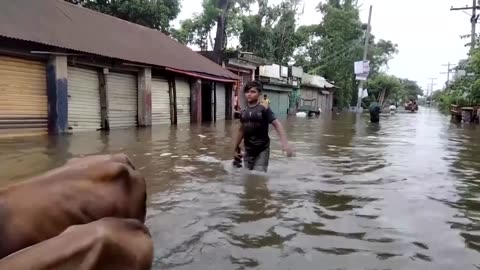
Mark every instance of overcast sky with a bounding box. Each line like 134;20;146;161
174;0;471;91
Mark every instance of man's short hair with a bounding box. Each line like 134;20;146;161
244;81;263;93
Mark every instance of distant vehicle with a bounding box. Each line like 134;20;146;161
405;101;418;112
297;98;321;117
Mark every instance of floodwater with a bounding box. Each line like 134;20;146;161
1;108;480;269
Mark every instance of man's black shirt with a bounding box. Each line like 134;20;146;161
240;103;276;155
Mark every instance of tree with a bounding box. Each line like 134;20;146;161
172;0;219;50
438;49;480;110
64;0;180;33
239;0;304;64
368;38;398;76
399;79;423;100
297;0;364;107
292;0;398;108
365;73;401;107
172;0;402;110
172;0;254;56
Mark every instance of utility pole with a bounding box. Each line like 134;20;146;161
451;0;479;53
427;78;437;106
356;5;373;112
440;62;456;88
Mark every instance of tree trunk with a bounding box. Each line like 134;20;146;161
378;88;386;107
213;0;230;64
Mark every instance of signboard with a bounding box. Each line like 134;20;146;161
280;66;289;77
259;64;280;79
354;60;370;81
291;66;303;78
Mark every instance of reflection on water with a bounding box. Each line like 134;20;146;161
2;109;480;269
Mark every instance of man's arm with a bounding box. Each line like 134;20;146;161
232;123;244;155
272;119;294;157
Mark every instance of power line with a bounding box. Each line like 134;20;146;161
309;44;363;74
312;39;363;64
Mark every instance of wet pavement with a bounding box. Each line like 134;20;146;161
1;108;480;269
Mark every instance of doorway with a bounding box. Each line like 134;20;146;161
201;81;213;122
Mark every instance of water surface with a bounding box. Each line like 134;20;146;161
1;108;480;269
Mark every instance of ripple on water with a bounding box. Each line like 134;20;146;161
3;111;480;269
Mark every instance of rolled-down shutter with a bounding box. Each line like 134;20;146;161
175;78;191;124
263;90;279;115
322;94;328;112
68;66;101;132
151;77;171;125
0;56;47;136
216;83;226;120
278;92;290;115
107;72;137;128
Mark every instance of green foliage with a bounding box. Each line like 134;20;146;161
65;0;180;32
239;0;304;64
438;76;476;110
171;0;401;108
366;73;401;101
369;39;398;76
171;0;220;50
398;78;423;100
437;49;480;110
172;0;254;52
292;1;398;107
362;73;422;108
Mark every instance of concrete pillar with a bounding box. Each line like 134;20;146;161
226;83;233;120
190;79;202;123
138;67;152;127
99;68;109;130
47;55;68;135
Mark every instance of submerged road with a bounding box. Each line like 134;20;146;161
1;108;480;269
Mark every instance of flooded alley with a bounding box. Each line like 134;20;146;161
1;108;480;269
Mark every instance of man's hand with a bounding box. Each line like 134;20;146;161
282;144;295;157
233;146;244;160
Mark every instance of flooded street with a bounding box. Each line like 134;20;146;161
2;108;480;269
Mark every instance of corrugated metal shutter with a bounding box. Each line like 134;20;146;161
68;66;101;131
263;90;280;115
0;56;47;136
301;88;316;100
323;94;329;112
216;83;226;120
301;87;317;109
107;72;137;128
318;93;326;112
175;78;191;124
328;94;334;111
151;77;171;125
279;92;289;115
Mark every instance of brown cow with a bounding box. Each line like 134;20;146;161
0;217;153;270
0;154;148;260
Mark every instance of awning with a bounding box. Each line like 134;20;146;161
263;83;292;92
166;67;238;83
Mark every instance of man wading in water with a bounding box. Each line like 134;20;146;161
233;81;294;172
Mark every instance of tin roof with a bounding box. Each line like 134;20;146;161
302;73;336;89
0;0;238;81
